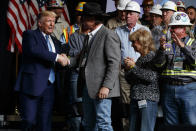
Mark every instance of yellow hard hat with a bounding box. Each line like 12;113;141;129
76;2;86;12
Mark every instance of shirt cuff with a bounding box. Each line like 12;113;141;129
67;57;70;65
55;54;59;62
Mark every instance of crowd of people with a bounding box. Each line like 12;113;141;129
14;0;196;131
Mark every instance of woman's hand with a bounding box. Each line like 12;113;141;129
159;36;167;50
124;57;135;70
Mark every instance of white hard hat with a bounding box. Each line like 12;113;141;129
176;1;185;9
117;0;131;10
169;12;193;26
125;1;140;13
161;1;177;12
149;4;162;16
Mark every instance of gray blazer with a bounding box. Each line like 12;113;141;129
78;26;121;99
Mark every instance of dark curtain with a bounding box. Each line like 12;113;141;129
0;0;17;114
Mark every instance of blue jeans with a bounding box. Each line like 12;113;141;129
69;70;82;104
67;69;82;131
129;99;158;131
82;86;113;131
161;82;196;125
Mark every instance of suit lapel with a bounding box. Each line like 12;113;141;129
35;28;48;50
88;26;105;58
35;29;61;54
51;36;61;54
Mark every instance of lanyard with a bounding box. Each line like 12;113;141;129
172;43;176;56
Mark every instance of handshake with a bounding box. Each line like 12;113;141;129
57;53;70;67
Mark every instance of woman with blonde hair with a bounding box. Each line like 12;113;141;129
124;29;160;131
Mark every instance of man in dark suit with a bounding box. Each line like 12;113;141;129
76;2;121;131
14;11;69;131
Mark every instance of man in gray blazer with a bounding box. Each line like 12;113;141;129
77;2;121;131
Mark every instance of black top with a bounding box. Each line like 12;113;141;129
125;51;160;102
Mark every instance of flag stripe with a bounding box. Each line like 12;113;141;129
29;0;39;26
23;2;31;29
11;0;27;29
7;14;23;51
7;0;29;52
7;18;22;52
8;7;25;37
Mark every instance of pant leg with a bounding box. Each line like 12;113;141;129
129;99;140;131
36;84;54;131
176;82;196;125
119;69;131;131
68;70;82;131
119;69;131;104
161;84;179;125
140;100;158;131
82;87;96;131
70;70;82;104
95;98;113;131
19;93;38;131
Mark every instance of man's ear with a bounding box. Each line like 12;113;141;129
38;20;42;28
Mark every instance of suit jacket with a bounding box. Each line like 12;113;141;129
78;26;121;99
14;29;62;96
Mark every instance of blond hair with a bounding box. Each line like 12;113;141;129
37;11;57;21
185;26;195;38
130;29;155;56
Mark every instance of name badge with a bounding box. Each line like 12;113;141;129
138;100;147;109
173;57;183;70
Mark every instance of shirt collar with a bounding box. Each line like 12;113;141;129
88;24;103;37
42;32;51;40
125;23;137;32
42;32;47;38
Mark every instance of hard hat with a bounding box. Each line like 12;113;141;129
117;0;131;11
169;12;193;26
141;0;154;7
47;0;64;9
149;4;162;16
176;1;185;9
161;1;177;12
125;1;140;13
76;2;86;12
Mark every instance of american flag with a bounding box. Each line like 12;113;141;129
7;0;70;53
7;0;30;52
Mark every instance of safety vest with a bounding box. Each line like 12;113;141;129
63;25;76;43
162;38;196;76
